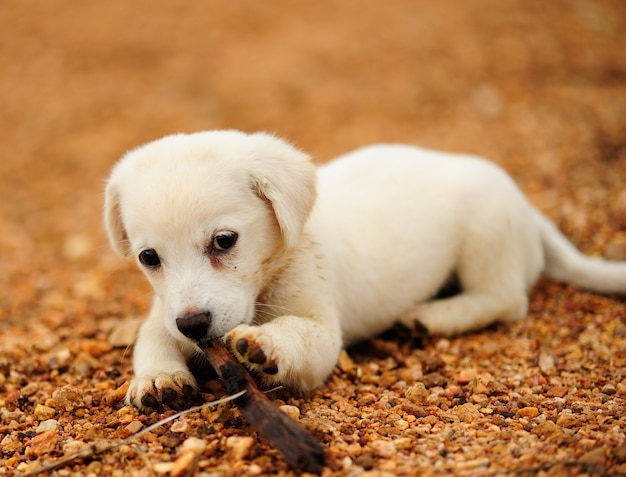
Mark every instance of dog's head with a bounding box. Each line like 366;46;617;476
104;130;316;343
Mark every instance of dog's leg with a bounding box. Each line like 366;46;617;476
225;312;342;391
403;212;539;336
126;301;200;411
404;289;528;336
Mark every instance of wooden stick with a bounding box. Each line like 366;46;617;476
199;339;326;473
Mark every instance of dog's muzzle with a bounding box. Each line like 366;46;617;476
176;312;212;341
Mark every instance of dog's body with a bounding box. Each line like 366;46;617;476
105;130;626;410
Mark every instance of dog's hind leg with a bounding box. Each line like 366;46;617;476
402;203;541;336
403;288;529;336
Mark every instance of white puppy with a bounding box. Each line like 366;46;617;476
104;130;626;410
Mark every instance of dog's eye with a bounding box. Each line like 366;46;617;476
213;232;238;253
138;249;161;268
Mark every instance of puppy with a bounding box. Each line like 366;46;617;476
104;130;626;411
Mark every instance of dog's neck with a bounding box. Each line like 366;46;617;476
254;230;319;320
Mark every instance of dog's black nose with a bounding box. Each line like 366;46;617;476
176;312;212;340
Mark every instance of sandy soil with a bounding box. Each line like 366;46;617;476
1;1;625;475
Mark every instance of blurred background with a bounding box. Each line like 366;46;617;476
1;0;625;324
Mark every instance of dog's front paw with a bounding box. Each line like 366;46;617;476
225;325;281;380
126;370;200;412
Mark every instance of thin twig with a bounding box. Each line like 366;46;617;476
22;390;246;476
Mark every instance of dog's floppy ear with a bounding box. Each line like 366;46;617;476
248;134;317;250
103;178;132;256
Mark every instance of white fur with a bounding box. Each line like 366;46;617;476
104;130;626;410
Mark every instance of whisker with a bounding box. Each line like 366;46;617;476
254;302;294;314
252;301;295;325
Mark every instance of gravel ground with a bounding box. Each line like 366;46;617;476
1;1;626;476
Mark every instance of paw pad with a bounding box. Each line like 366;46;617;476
230;335;279;376
141;393;159;410
248;347;267;364
262;361;278;375
162;388;178;404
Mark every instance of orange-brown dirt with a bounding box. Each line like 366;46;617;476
1;1;625;475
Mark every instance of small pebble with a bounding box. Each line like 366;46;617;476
406;382;429;405
547;386;569;398
531;420;563;439
279;404;300;420
81;339;112;357
62;440;89;455
180;437;206;454
179;437;205;455
468;376;489;395
21;382;39;396
52;385;84;410
444;384;461;399
601;383;616;395
337;349;355;372
170;420;189;433
371;439;396;458
556;413;579;428
456;369;477;384
105;382;131;405
25;430;58;457
118;413;134;424
517;407;539;418
34;404;56;421
393;419;409;431
455;403;482;423
171;452;201;477
226;436;254;460
393;437;413;450
36;419;60;433
125;420;144;434
538;351;556;373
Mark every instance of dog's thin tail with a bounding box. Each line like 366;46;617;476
535;209;626;295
